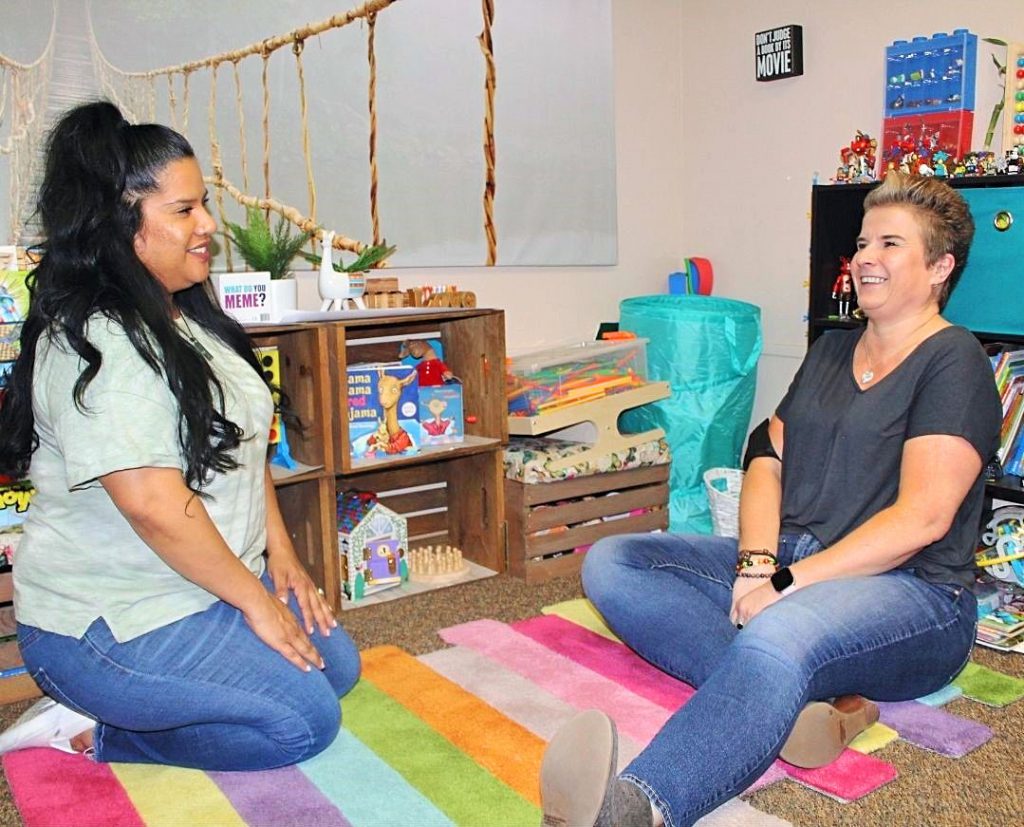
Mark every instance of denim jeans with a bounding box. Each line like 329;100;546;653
17;572;361;771
582;532;977;827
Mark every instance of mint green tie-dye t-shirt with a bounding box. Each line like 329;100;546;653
15;315;273;642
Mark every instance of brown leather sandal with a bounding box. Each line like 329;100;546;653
779;695;880;769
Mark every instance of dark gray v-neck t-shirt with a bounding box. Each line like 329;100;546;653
776;325;1000;588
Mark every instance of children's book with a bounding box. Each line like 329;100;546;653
974;578;1024;652
0;479;34;573
346;362;422;460
0;270;29;325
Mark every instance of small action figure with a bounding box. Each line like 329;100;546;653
841;131;878;183
831;256;854;319
398;338;454;385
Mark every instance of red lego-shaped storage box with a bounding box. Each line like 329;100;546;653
880;110;973;173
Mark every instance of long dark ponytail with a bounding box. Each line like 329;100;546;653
0;101;265;489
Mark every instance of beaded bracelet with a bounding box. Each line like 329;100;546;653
738;548;777;562
736;571;772;579
735;550;778;575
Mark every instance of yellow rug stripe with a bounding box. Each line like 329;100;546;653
541;598;620;641
362;645;545;805
850;722;899;754
112;763;245;827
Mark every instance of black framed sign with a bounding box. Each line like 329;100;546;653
755;25;803;82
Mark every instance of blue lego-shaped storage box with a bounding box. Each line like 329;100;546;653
884;30;977;118
347;362;423;460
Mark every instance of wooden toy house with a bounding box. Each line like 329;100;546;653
337;490;409;602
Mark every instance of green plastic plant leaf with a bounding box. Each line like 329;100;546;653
299;242;397;273
222;206;311;279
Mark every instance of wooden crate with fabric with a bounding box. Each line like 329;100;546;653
503;436;670;583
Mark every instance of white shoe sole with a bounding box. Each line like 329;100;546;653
0;696;95;755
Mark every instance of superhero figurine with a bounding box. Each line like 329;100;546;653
831;256;854;319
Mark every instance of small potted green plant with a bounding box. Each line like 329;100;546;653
223;206;311;315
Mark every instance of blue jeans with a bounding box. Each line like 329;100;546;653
17;573;361;771
582;532;977;827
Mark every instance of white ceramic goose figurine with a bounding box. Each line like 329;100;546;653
318;231;366;311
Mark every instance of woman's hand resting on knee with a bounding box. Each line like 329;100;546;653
243;590;325;672
729;572;781;628
733;573;778;630
266;546;338;639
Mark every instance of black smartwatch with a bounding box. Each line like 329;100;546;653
770;566;795;595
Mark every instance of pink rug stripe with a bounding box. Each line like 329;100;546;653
512;614;695;709
419;645;646;769
3;750;144;827
784;750;898;802
510;615;896;803
421;646;791;827
440;619;672;745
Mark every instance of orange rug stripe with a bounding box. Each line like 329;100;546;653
361;645;545;804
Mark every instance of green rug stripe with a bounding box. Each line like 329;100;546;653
343;680;540;826
953;661;1024;707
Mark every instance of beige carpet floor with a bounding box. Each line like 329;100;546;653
0;572;1020;826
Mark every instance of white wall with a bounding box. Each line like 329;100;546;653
445;1;1024;432
677;1;1024;425
417;0;687;354
8;2;1023;432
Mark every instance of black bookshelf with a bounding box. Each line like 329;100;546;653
807;176;1024;505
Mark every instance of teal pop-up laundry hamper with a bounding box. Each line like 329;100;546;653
619;295;762;534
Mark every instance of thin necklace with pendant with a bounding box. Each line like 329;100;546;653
179;314;214;361
859;315;936;385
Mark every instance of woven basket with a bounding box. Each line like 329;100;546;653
703;467;744;538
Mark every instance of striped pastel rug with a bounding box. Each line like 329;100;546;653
4;599;1015;827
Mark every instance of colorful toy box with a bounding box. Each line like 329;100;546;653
346;362;422;460
418;382;465;445
337;490;409;602
507;339;649;417
883;30;977;117
880;109;974;173
254;345;297;470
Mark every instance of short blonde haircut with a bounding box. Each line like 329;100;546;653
862;174;974;309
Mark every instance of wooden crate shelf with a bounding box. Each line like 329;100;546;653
505;464;670;583
247;308;508;611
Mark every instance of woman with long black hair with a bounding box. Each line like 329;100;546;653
0;101;359;770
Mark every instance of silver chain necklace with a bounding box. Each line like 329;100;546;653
859;315;937;385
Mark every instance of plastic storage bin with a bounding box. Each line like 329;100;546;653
884;30;977;117
507;338;649;417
